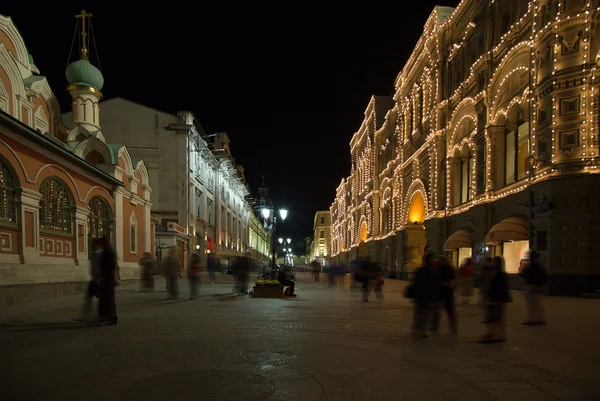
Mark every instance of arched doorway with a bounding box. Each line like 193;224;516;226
359;221;368;242
88;196;112;259
405;191;427;276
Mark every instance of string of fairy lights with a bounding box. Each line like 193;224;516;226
329;1;600;256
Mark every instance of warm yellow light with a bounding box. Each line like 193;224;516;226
408;192;425;224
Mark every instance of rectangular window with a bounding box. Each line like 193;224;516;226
506;131;516;185
517;123;530;181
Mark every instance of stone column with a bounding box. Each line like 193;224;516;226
144;201;152;253
19;188;42;263
74;206;90;265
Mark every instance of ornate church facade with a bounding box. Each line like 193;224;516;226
330;0;600;295
0;13;154;304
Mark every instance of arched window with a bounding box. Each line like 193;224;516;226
461;156;473;203
505;107;530;185
39;177;73;233
0;159;18;224
88;196;111;259
130;212;137;254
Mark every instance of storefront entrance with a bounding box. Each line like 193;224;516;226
406;192;427;276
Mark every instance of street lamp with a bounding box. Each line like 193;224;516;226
279;209;288;221
261;208;271;219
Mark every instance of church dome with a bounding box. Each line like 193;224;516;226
65;59;104;91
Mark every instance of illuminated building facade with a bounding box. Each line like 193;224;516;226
310;211;331;266
0;13;154;304
331;0;600;295
248;210;272;267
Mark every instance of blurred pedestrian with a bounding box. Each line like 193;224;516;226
480;256;511;343
97;236;118;325
520;250;548;325
187;253;202;299
74;237;102;322
410;252;440;339
459;257;475;304
374;267;384;301
207;251;218;283
163;249;181;299
139;252;157;292
430;255;457;335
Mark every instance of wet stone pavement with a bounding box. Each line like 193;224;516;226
1;273;599;401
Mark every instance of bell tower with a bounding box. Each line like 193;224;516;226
65;10;104;132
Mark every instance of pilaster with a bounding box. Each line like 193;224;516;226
144;201;152;253
74;205;90;265
115;188;124;264
19;188;41;263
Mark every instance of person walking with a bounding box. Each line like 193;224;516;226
458;257;475;304
480;256;511;343
430;256;457;335
234;252;253;295
187;253;202;299
207;251;218;283
74;238;103;322
163;249;182;299
97;236;118;325
521;250;548;325
139;252;157;292
410;252;440;339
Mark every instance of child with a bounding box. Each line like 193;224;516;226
375;270;384;301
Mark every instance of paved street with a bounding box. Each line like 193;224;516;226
1;273;599;401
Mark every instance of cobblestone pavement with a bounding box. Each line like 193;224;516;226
1;273;599;401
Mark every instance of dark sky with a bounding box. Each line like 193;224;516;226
4;2;458;241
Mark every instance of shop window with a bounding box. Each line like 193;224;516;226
0;160;18;224
39;177;73;233
503;240;529;274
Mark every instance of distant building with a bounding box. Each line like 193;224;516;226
330;1;600;295
0;13;154;304
64;99;251;267
248;210;271;267
310;211;331;266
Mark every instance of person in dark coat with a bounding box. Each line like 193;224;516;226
430;255;457;335
520;250;548;325
480;256;512;343
97;236;118;325
411;252;440;339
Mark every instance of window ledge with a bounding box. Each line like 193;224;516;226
0;221;19;229
40;228;73;238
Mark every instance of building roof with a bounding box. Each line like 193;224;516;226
0;110;122;187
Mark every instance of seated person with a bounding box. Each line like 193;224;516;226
277;269;295;296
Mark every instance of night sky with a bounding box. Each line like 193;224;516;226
3;2;458;241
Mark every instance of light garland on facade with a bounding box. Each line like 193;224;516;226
329;0;600;257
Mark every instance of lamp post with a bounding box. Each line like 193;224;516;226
261;207;289;274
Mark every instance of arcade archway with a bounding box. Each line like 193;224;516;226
405;191;427;275
359;221;368;242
